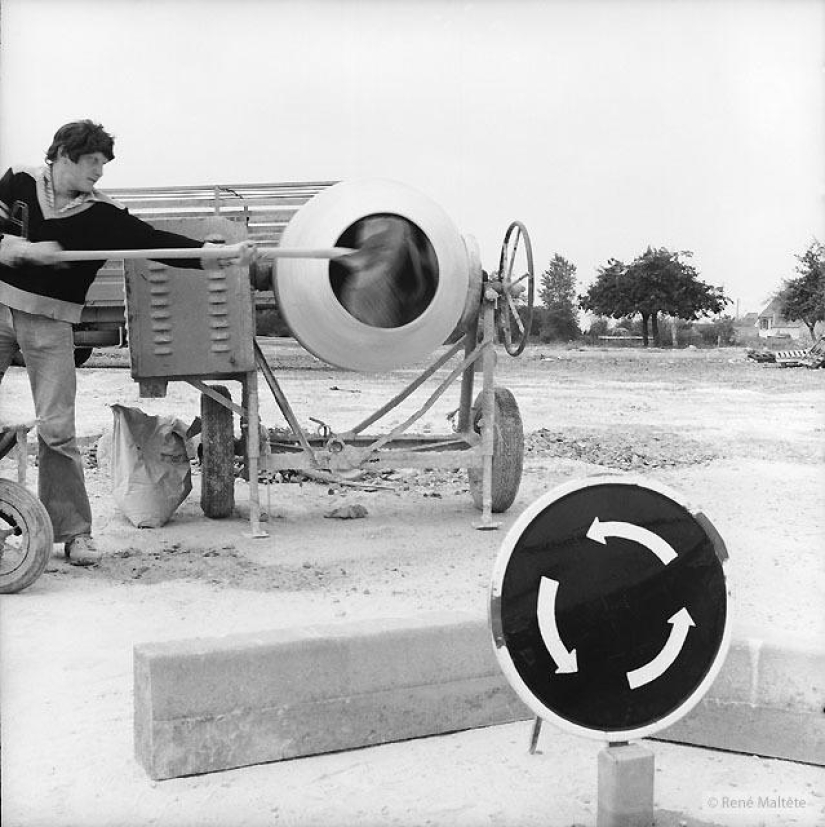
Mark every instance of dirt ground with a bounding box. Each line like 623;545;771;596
4;340;822;637
1;341;823;826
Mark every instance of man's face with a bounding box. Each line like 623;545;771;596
59;151;109;192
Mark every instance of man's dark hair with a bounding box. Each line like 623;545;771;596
45;120;115;164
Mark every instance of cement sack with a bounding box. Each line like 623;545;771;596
111;404;192;528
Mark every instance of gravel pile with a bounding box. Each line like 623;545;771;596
263;427;721;493
526;427;721;470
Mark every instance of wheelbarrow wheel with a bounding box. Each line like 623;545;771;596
0;478;53;594
468;386;524;513
200;385;235;519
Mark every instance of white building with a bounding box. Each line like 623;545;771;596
755;298;806;341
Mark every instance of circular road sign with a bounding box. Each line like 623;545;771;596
490;475;732;741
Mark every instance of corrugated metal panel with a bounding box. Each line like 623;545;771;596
125;217;256;380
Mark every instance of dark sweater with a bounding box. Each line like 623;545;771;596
0;165;204;323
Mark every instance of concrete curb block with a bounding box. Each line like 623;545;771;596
653;630;825;765
134;615;824;780
134;612;530;780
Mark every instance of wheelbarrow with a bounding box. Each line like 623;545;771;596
0;421;53;593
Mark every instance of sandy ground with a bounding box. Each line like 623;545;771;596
1;342;823;826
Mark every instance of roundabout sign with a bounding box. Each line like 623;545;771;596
490;475;732;740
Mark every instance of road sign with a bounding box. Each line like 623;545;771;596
490;475;731;740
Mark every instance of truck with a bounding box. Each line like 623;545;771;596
72;180;337;364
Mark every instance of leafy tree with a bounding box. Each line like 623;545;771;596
777;240;825;339
579;247;729;346
538;254;580;341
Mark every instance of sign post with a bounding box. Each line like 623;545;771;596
490;475;731;825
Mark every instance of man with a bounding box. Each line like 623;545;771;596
0;120;254;567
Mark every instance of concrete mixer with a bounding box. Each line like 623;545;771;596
69;179;536;534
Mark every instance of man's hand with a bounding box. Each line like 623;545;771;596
202;240;258;269
0;237;63;267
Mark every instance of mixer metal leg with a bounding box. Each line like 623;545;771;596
473;296;501;531
242;370;268;539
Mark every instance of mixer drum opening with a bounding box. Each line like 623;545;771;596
273;178;471;372
329;214;439;329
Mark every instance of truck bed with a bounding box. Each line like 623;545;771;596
79;180;338;339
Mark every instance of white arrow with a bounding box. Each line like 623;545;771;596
626;608;696;689
586;517;677;565
537;577;579;674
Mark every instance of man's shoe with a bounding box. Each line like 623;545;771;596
64;535;101;567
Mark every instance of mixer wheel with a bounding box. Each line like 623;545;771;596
468;387;524;513
200;385;235;519
0;478;53;594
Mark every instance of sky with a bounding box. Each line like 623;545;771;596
1;0;822;314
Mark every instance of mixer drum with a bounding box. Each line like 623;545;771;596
273;179;472;372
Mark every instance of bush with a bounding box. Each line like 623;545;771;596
537;306;580;342
583;317;611;344
656;317;695;347
255;304;291;337
693;317;736;346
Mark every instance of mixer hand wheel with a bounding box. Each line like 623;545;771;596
495;221;534;356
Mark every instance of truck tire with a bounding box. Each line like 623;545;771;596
0;430;16;462
16;345;99;367
74;347;93;367
0;478;53;594
200;385;235;519
468;386;524;513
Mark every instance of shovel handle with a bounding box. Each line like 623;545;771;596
257;246;356;260
52;244;355;262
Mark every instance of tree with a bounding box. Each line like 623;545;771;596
579;247;729;346
777;240;825;340
538;254;580;341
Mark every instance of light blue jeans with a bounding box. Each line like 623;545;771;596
0;303;92;542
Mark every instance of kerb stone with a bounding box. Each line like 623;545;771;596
134;611;530;780
654;630;824;765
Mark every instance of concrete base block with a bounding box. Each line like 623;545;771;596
654;631;825;765
134;612;531;780
597;743;654;827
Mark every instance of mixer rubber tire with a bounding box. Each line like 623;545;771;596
468;386;524;513
0;478;53;594
200;385;235;519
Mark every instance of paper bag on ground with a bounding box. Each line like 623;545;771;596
111;404;192;528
